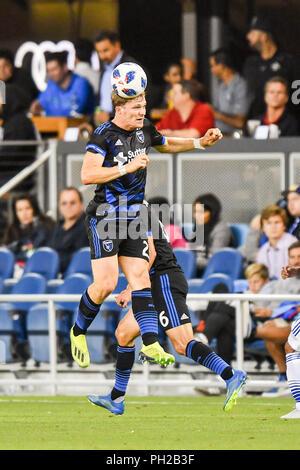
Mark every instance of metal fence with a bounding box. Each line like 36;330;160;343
0;292;299;396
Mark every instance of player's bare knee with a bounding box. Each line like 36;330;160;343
90;279;116;303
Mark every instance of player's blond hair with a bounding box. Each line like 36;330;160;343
111;90;146;108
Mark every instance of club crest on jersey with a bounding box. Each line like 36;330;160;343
103;240;114;252
136;130;144;143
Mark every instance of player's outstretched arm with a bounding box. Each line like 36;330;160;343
154;128;223;154
81;151;149;184
281;265;300;279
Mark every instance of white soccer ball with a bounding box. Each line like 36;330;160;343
111;62;147;99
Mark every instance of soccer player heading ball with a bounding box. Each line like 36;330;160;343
70;62;223;373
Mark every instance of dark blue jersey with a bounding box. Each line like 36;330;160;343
85;118;165;218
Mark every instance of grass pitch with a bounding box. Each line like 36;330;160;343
0;395;298;450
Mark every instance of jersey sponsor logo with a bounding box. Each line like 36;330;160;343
103;239;114;252
114;148;146;166
136;130;145;143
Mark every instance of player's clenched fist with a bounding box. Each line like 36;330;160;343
200;128;223;147
126;153;149;173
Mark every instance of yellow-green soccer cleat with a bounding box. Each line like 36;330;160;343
70;325;90;368
223;369;247;411
139;341;175;367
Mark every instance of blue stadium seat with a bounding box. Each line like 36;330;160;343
0;304;13;362
27;303;61;363
64;247;92;279
230;223;249;248
55;273;91;311
0;248;14;280
5;273;46;312
202;248;243;280
173;249;196;279
188;273;234;293
23;247;59;280
234;279;249;293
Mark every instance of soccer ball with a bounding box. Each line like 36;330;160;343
111;62;147;99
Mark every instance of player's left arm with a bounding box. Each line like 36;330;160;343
154;128;223;153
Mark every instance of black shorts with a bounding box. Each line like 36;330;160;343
150;269;190;331
86;215;149;261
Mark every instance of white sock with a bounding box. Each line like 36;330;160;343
286;352;300;409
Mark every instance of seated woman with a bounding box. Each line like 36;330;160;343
190;193;233;277
2;193;55;275
2;193;55;363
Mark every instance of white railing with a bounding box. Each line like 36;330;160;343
0;292;299;395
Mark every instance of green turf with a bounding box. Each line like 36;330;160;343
0;395;298;450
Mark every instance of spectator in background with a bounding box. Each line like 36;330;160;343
0;49;38;109
93;30;139;126
256;205;297;279
2;193;55;276
281;184;300;239
248;77;299;137
190;193;233;276
156;79;214;138
147;196;189;249
243;16;299;119
49;187;89;277
209;48;250;136
30;51;95;117
195;263;271;367
0;84;37;192
150;62;183;122
181;58;198;80
74;38;100;96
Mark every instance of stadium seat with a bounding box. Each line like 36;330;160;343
234;279;249;293
0;248;14;280
0;304;13;362
23;247;59;281
230;223;249;248
64;247;92;279
4;273;46;312
55;273;91;311
202;248;244;280
188;273;234;293
173;249;196;279
27;303;61;363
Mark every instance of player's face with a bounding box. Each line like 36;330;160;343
95;39;121;65
262;214;286;240
288;247;300;266
117;94;147;130
164;65;182;85
46;60;68;84
265;82;288;109
59;189;83;222
248;273;267;294
0;58;13;82
15;199;34;226
287;192;300;217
